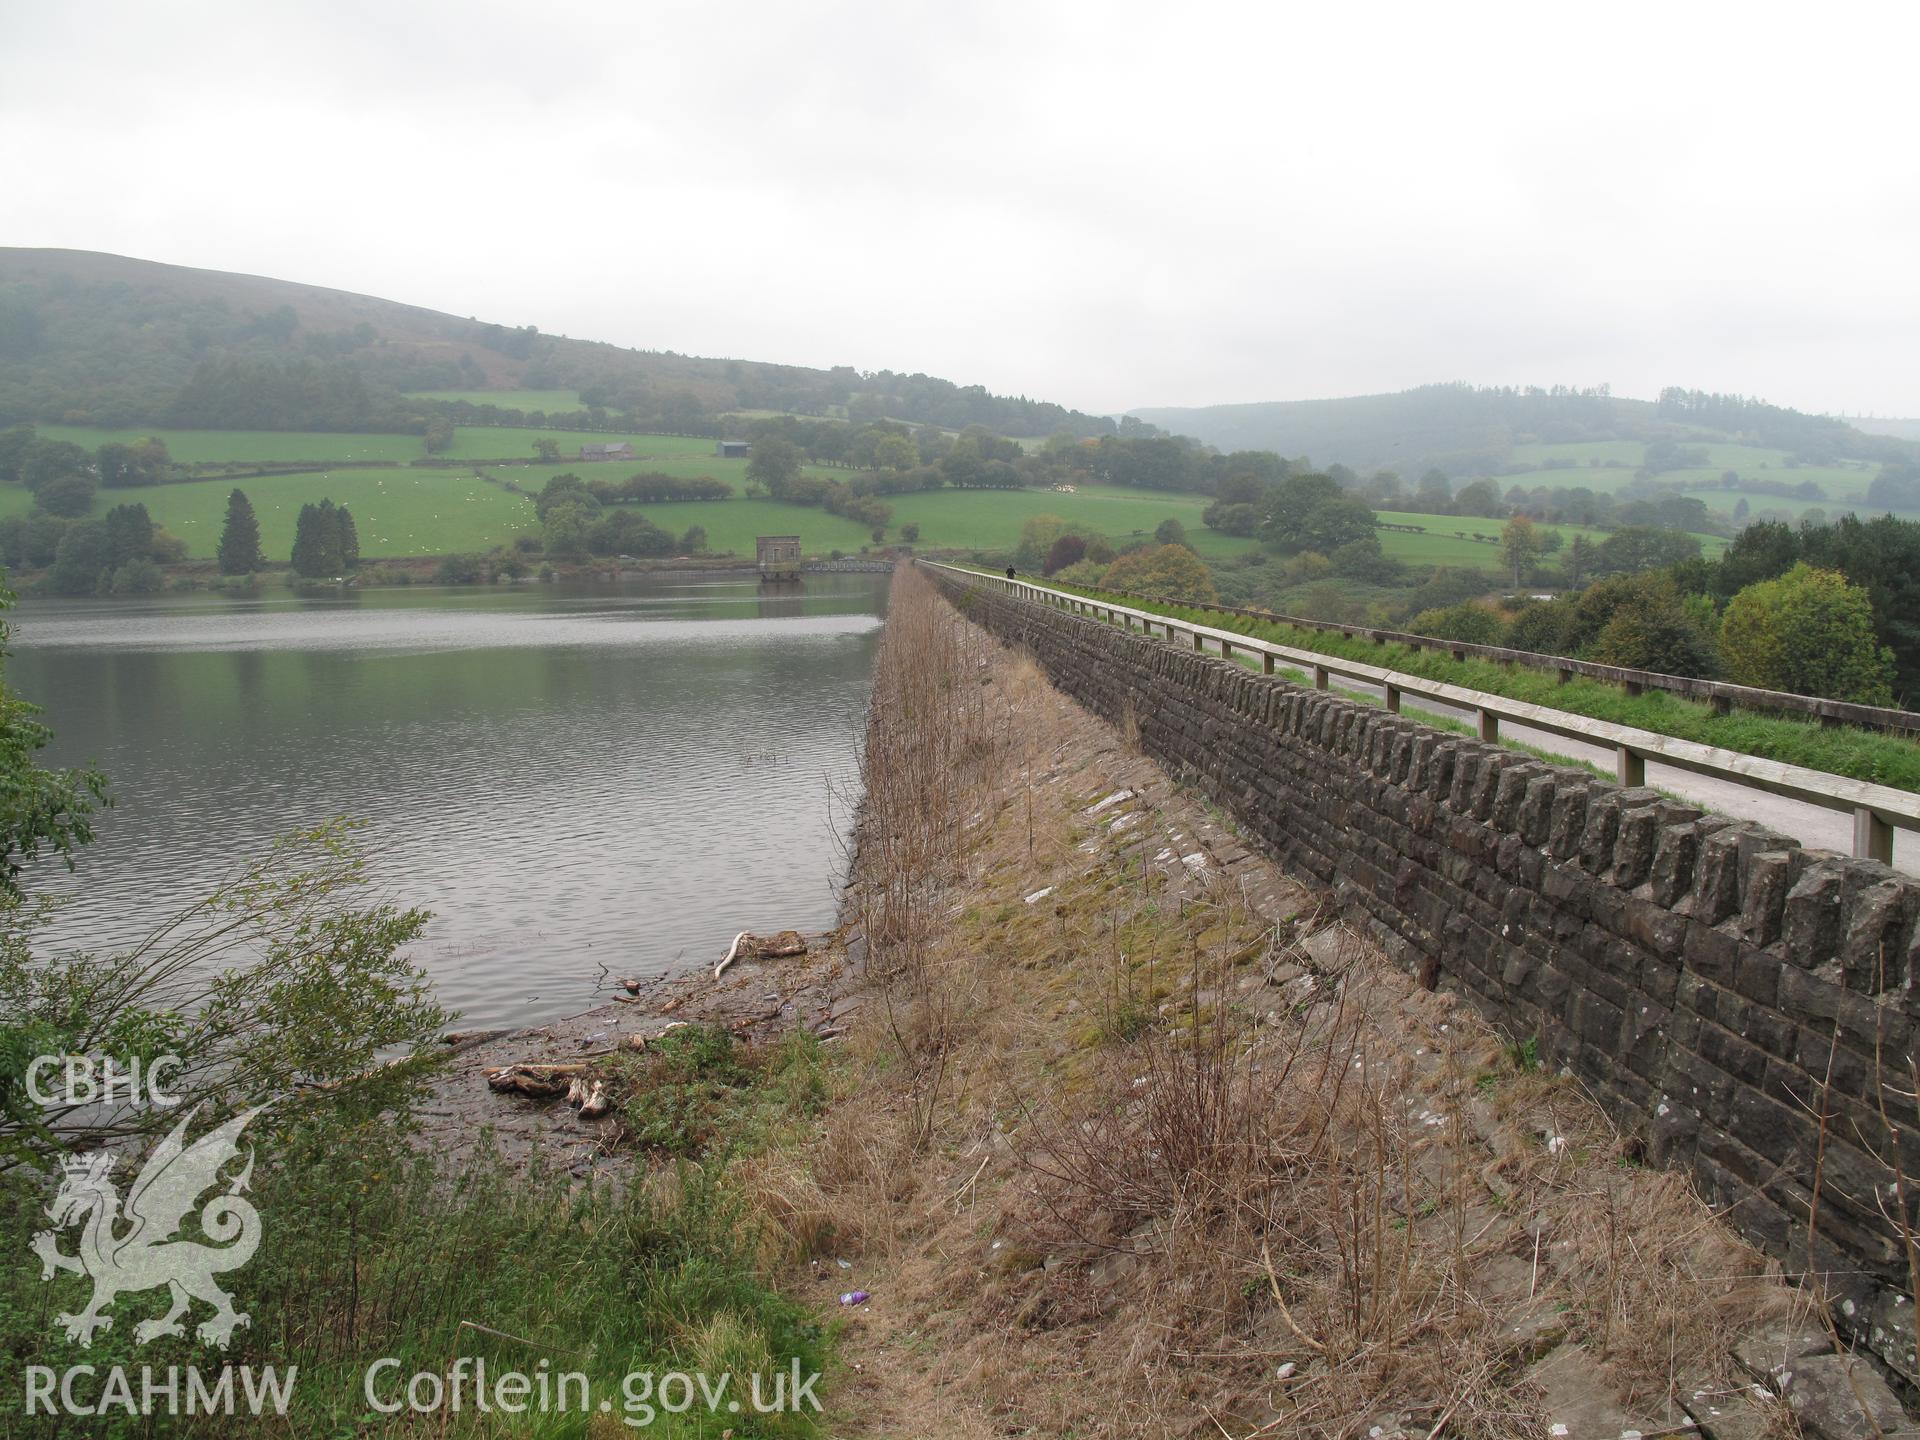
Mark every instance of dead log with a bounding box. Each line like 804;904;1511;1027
578;1081;615;1120
483;1060;594;1100
442;1028;510;1047
713;929;810;978
485;1069;570;1100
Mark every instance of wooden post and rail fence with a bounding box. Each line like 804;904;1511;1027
923;561;1920;865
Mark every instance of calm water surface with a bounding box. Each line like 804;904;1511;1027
7;575;887;1029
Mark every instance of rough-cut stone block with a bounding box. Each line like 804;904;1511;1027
1840;877;1911;995
1624;896;1687;959
1650;821;1701;909
1547;781;1591;862
1579;792;1623;876
1784;861;1849;972
1685;824;1750;926
1493;762;1541;831
1743;850;1808;950
1518;772;1557;848
1780;1352;1915;1440
1610;803;1662;889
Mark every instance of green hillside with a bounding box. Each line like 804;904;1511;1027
1129;383;1917;482
0;247;1124;439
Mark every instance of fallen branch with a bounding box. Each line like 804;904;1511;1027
441;1028;510;1048
714;931;750;979
713;929;809;979
484;1060;594;1099
1261;1242;1326;1354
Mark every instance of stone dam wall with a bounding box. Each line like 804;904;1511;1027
929;566;1920;1370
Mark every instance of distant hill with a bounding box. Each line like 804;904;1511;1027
1851;417;1920;444
0;248;1122;438
1130;383;1917;476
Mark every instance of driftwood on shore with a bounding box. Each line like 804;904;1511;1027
713;929;809;978
482;1024;689;1108
484;1061;591;1099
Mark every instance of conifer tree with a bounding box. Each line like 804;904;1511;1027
336;505;360;571
290;501;345;577
218;488;264;574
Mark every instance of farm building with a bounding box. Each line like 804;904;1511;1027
579;442;635;461
716;440;751;459
756;535;802;581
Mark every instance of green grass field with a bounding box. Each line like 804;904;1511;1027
1372;509;1726;566
1499;441;1890;518
1508;440;1873;474
404;389;584;410
0;469;539;559
435;427;727;461
0;454;1736;571
891;486;1219;550
1495;466;1880;518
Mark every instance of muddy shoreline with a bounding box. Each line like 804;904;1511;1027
414;883;873;1178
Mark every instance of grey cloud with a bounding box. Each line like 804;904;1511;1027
3;0;1918;417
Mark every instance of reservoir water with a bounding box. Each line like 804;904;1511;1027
5;574;887;1029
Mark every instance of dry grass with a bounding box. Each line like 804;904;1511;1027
810;570;1800;1440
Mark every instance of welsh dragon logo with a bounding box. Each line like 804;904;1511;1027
31;1106;266;1349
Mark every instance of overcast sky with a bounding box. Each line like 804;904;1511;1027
4;1;1918;418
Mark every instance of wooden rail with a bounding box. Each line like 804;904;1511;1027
994;576;1920;737
925;562;1920;864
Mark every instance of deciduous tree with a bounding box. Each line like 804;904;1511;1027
746;437;803;496
103;503;154;568
1719;563;1895;704
0;585;108;895
1100;543;1218;605
1501;515;1543;586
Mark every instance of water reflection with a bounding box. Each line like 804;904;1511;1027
8;575;887;1029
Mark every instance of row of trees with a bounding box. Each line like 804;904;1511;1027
1197;465;1705;590
0;485;352;587
0;426;179;524
170;359;413;433
532;475;706;560
1010;512;1219;607
563;366;1128;440
1410;563;1897;705
1391;513;1920;706
1653;388;1886;466
0;501;186;596
1669;515;1920;702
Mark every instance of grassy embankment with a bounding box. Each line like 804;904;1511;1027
809;567;1791;1435
998;569;1920;789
